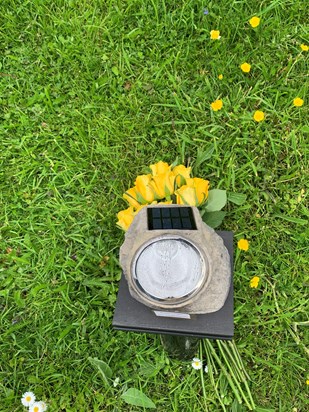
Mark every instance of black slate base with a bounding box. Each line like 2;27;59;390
113;231;234;340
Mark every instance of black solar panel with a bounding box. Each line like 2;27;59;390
147;207;197;230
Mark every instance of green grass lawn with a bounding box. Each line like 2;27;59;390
0;0;308;410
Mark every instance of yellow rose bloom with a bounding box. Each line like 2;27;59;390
240;62;251;73
172;164;191;187
116;206;135;231
300;44;308;51
186;178;209;205
253;110;265;122
157;200;173;205
149;171;176;199
175;186;197;206
135;174;156;203
250;276;260;288
176;178;209;206
150;161;170;176
211;99;223;111
123;187;141;208
293;97;304;107
210;30;221;40
249;16;260;28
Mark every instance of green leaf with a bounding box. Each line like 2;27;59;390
205;189;227;212
88;357;112;386
227;192;247;205
139;360;164;378
193;145;214;174
111;66;119;76
121;388;156;409
202;211;226;228
255;408;276;412
274;214;308;225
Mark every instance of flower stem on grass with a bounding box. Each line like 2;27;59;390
204;340;255;409
218;341;256;409
203;342;227;412
228;341;251;381
199;345;209;412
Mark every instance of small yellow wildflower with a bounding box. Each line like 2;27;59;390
250;276;260;288
300;44;308;51
240;63;251;73
210;30;221;40
249;16;260;28
218;74;223;80
293;97;304;107
238;239;249;251
306;379;309;385
210;99;223;111
253;110;265;122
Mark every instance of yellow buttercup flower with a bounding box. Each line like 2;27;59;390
218;74;223;80
150;161;170;176
300;44;308;51
249;16;260;28
149;171;176;199
293;97;304;107
210;30;221;40
253;110;265;122
240;62;251;73
306;379;309;385
250;276;260;288
238;239;249;251
116;206;135;231
123;187;141;208
210;99;223;111
172;164;191;187
135;174;156;203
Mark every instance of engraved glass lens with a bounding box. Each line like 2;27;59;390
134;239;204;300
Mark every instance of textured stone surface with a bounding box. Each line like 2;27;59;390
119;205;231;314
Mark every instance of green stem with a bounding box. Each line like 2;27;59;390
199;344;208;412
220;341;245;383
203;342;227;412
216;340;253;410
205;340;244;406
228;342;255;408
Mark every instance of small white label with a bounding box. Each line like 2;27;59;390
153;310;191;319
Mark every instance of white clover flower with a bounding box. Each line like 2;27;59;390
204;365;208;373
29;402;44;412
192;357;202;370
21;391;36;406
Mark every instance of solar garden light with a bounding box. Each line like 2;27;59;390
115;204;233;358
119;204;231;317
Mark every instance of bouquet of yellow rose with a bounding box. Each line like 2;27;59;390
117;161;229;231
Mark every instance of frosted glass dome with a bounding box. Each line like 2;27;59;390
133;238;205;300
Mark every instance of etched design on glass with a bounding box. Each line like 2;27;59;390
134;239;204;300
